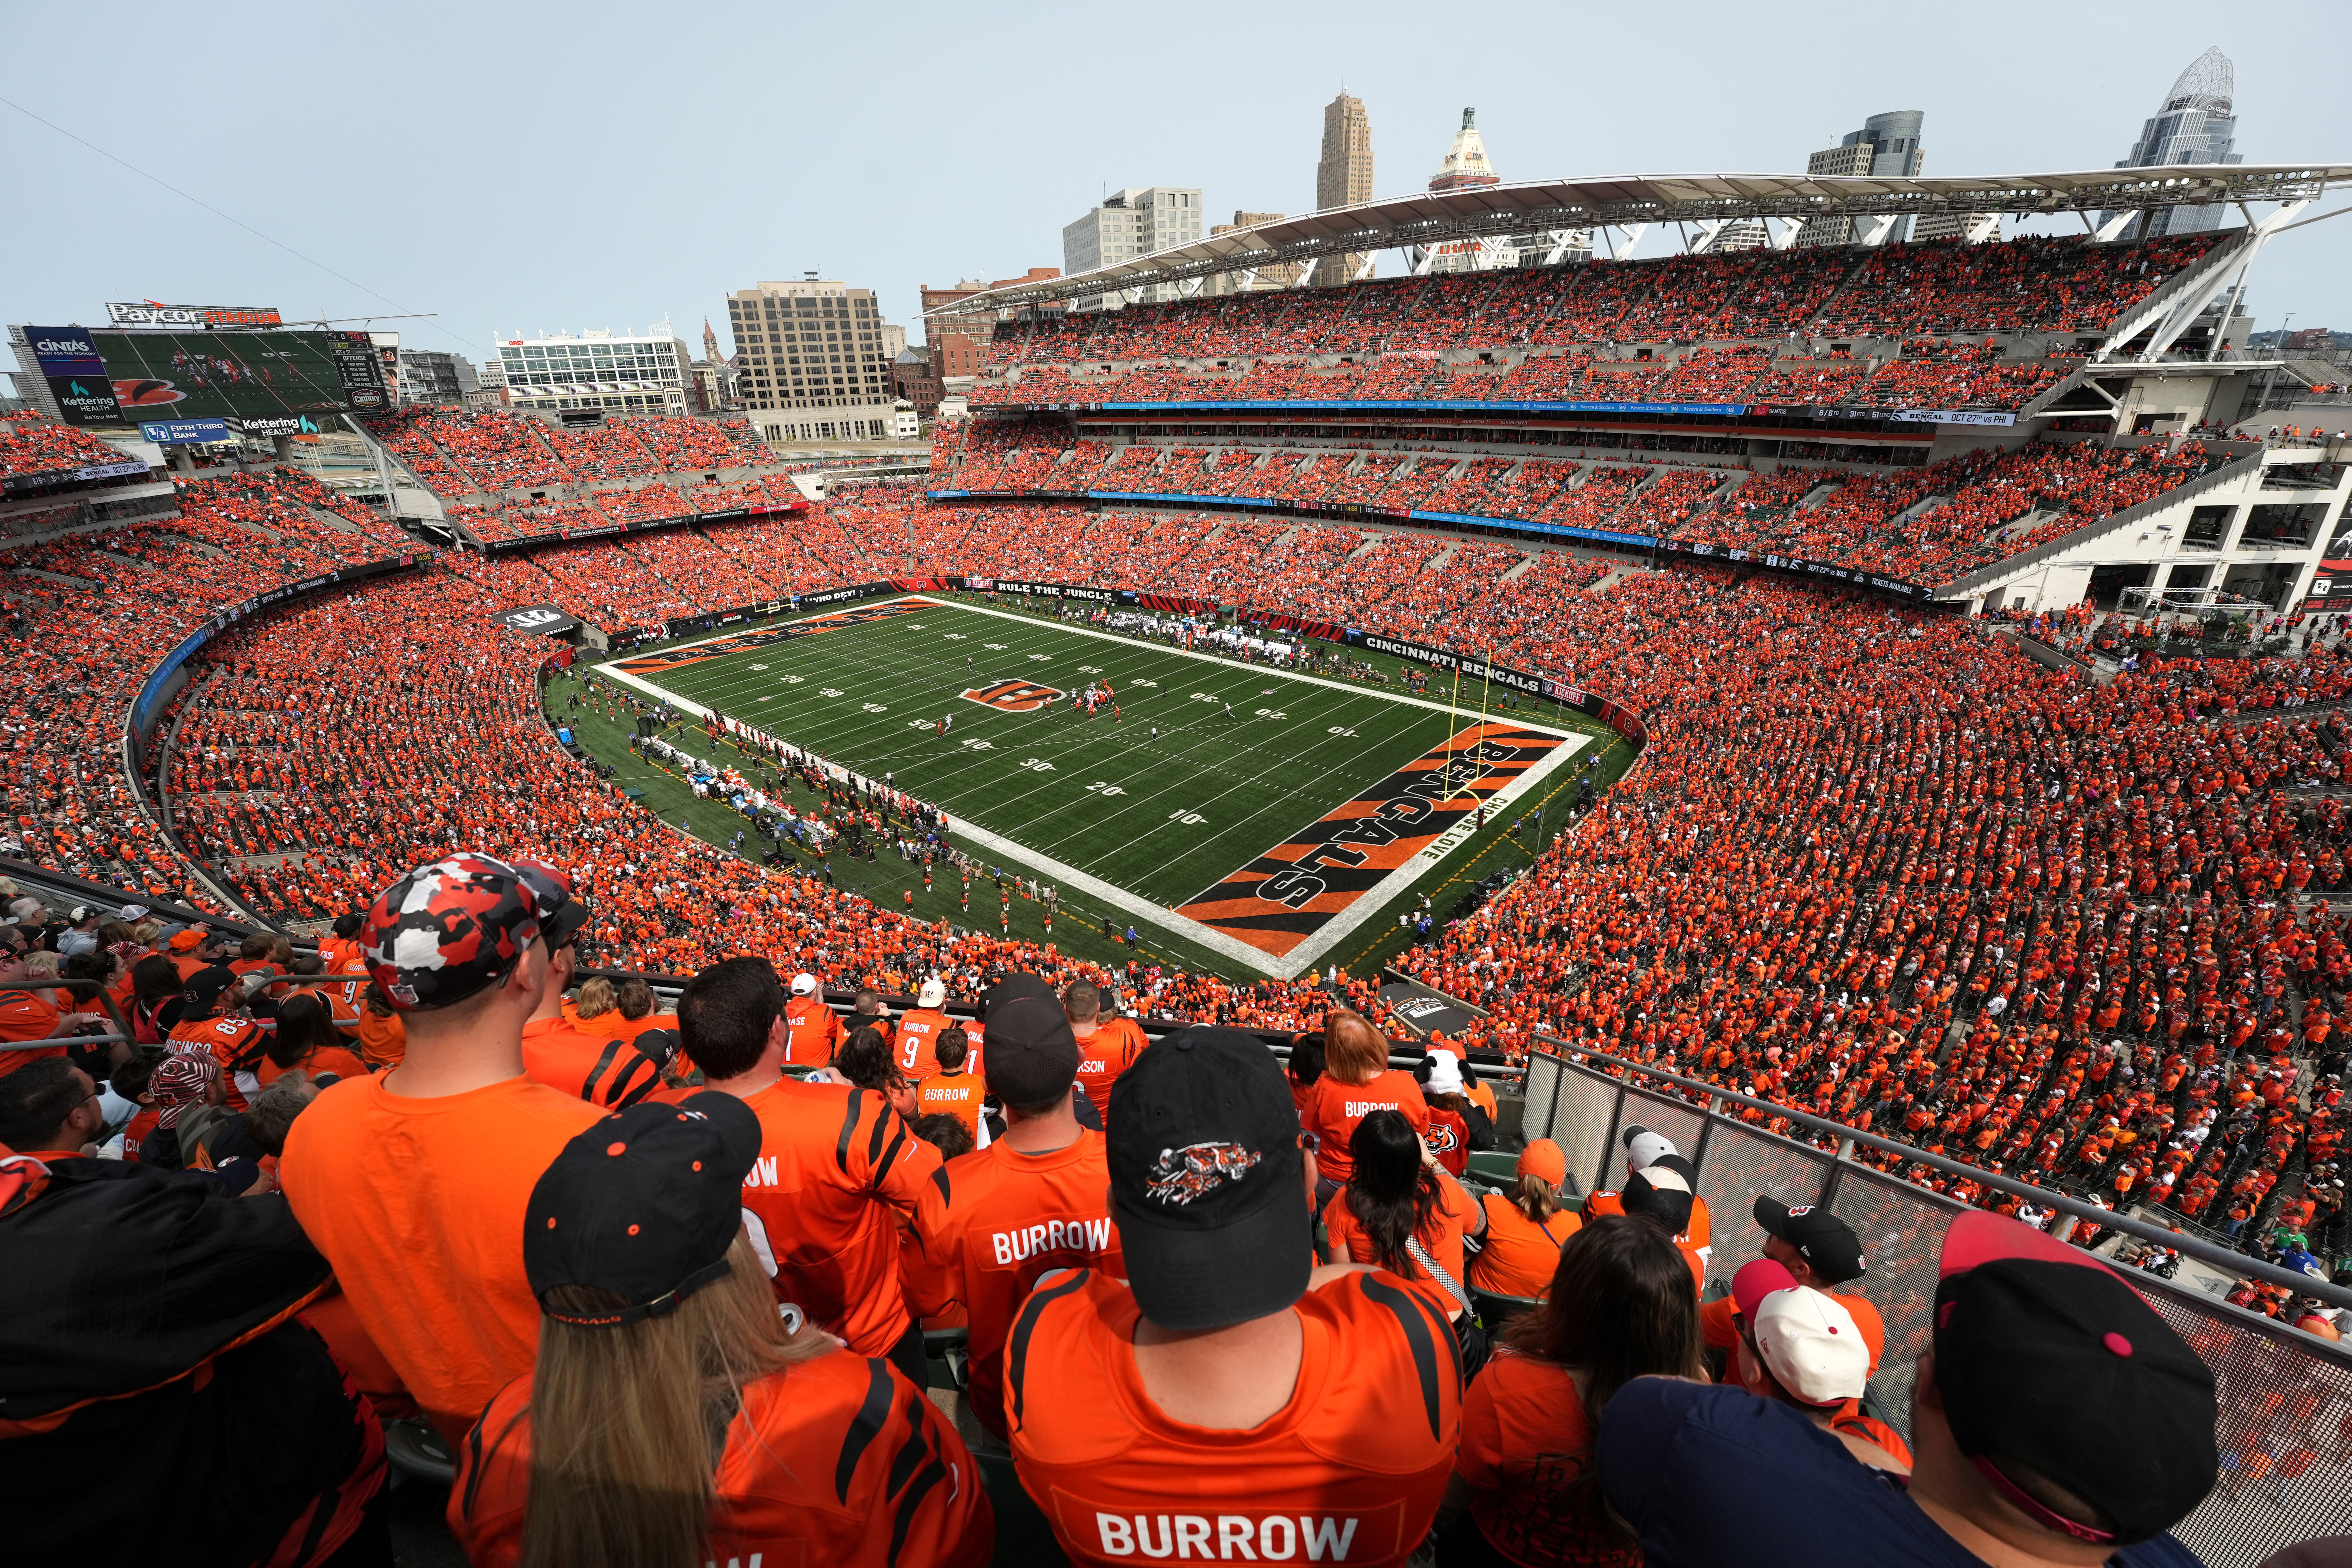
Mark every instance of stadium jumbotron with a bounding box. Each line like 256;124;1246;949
3;142;2351;1568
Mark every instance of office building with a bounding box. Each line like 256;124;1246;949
1204;213;1300;294
492;326;692;416
395;349;477;407
2103;47;2242;239
469;359;507;409
1797;111;1925;247
922;270;1060;386
1421;109;1506;274
1316;94;1375;284
1064;190;1203;307
725;278;899;442
892;346;943;418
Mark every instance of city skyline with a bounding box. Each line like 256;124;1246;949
5;1;2345;358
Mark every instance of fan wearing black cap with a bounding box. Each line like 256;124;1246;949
1598;1211;2221;1568
281;853;610;1444
1699;1196;1885;1389
516;863;673;1110
449;1093;992;1568
671;956;945;1384
1585;1127;1714;1290
908;973;1123;1441
163;964;272;1113
1004;1025;1462;1568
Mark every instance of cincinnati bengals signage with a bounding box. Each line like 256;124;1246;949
961;680;1064;713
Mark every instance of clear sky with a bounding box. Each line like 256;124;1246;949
5;0;2346;362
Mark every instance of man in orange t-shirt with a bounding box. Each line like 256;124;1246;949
315;912;366;977
782;972;844;1067
514;867;672;1110
1007;1024;1460;1568
676;955;943;1385
911;974;1121;1438
1066;978;1146;1122
893;976;956;1081
1699;1196;1883;1386
915;1026;985;1143
280;853;607;1443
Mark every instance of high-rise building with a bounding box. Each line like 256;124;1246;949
1796;111;1925;247
1419;109;1508;275
1063;189;1203;308
724;279;900;442
1316;94;1375;284
489;327;690;416
1205;213;1301;295
2102;47;2242;239
702;319;724;372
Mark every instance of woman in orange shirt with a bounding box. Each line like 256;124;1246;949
258;993;370;1087
1467;1139;1581;1300
1305;1009;1429;1197
1438;1217;1705;1568
1323;1109;1486;1362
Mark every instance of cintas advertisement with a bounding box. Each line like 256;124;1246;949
22;326;123;425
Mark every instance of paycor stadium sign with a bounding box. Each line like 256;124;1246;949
106;301;284;329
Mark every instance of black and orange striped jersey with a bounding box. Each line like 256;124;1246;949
451;1347;993;1568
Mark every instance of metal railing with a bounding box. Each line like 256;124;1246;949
1520;1040;2352;1568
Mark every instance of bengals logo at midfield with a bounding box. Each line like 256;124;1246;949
961;680;1063;713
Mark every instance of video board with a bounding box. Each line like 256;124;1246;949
42;328;389;423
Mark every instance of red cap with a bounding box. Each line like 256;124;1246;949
1733;1257;1800;1322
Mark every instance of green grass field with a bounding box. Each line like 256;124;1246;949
575;592;1629;979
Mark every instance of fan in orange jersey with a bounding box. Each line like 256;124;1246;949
782;970;844;1067
910;973;1120;1438
675;955;943;1385
1007;1024;1460;1568
447;1093;992;1568
915;1026;986;1144
514;863;673;1111
1724;1259;1910;1471
894;975;958;1080
1066;977;1145;1121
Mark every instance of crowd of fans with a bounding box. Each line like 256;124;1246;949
0;413;141;478
987;235;2215;370
933;426;2236;588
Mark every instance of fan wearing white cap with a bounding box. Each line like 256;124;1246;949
1730;1260;1911;1473
1583;1127;1713;1288
894;977;958;1083
1417;1049;1492;1177
780;972;844;1069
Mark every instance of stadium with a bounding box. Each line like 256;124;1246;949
4;124;2352;1568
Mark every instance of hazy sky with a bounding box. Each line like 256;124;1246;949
6;0;2347;362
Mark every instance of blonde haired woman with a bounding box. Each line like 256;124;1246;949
449;1094;992;1568
1468;1139;1582;1300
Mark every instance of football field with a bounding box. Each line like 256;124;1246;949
597;595;1596;977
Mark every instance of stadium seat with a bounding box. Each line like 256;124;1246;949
1471;1288;1543;1335
1465;1151;1522;1186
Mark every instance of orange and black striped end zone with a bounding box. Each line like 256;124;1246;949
1176;722;1569;958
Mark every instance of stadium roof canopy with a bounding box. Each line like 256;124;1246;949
931;165;2349;314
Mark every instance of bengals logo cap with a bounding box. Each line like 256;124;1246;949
1108;1026;1309;1331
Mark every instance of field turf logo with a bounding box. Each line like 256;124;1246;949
962;680;1063;714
